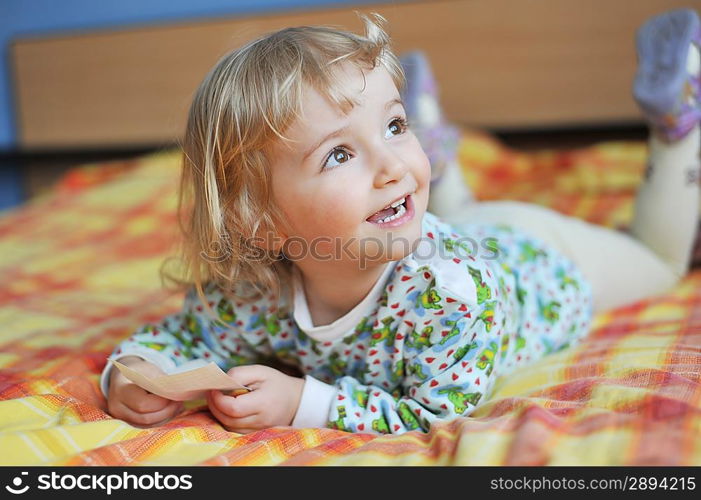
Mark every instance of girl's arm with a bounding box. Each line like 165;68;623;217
100;284;272;398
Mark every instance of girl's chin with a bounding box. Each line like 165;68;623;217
351;222;422;265
386;225;424;262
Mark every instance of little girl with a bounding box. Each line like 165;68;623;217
103;10;701;434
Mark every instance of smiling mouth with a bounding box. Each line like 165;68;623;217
366;193;414;226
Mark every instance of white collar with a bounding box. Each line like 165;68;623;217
292;261;397;342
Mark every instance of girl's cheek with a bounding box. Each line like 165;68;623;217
405;139;431;183
310;196;349;229
318;210;340;229
418;150;432;182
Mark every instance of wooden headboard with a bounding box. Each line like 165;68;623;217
10;0;701;150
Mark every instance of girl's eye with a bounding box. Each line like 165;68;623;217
323;147;352;169
385;117;408;139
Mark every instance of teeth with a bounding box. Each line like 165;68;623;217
377;202;406;223
390;197;406;208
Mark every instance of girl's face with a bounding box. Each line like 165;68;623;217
269;63;431;268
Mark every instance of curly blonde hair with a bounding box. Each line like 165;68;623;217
164;13;405;316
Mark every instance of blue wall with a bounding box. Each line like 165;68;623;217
0;0;400;152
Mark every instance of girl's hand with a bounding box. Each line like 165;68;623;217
206;364;305;434
107;356;183;427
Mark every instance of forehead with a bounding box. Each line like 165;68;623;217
297;65;398;131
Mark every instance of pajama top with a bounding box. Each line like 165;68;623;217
101;212;593;434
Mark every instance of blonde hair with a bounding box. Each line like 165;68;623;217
164;13;405;314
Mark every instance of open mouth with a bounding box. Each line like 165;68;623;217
366;193;415;227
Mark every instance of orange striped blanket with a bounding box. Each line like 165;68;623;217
1;130;699;465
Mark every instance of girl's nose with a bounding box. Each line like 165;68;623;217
372;145;409;188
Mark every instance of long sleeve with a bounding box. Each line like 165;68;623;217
100;283;272;398
291;375;338;428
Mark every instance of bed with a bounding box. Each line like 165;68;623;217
2;129;700;466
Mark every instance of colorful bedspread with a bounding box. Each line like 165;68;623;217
1;130;699;465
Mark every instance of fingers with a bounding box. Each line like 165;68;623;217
206;397;266;434
206;395;238;428
226;364;271;387
109;399;182;427
106;358;183;427
120;383;173;414
207;389;266;419
109;372;181;426
219;414;266;434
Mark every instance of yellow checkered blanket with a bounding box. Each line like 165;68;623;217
1;130;699;465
